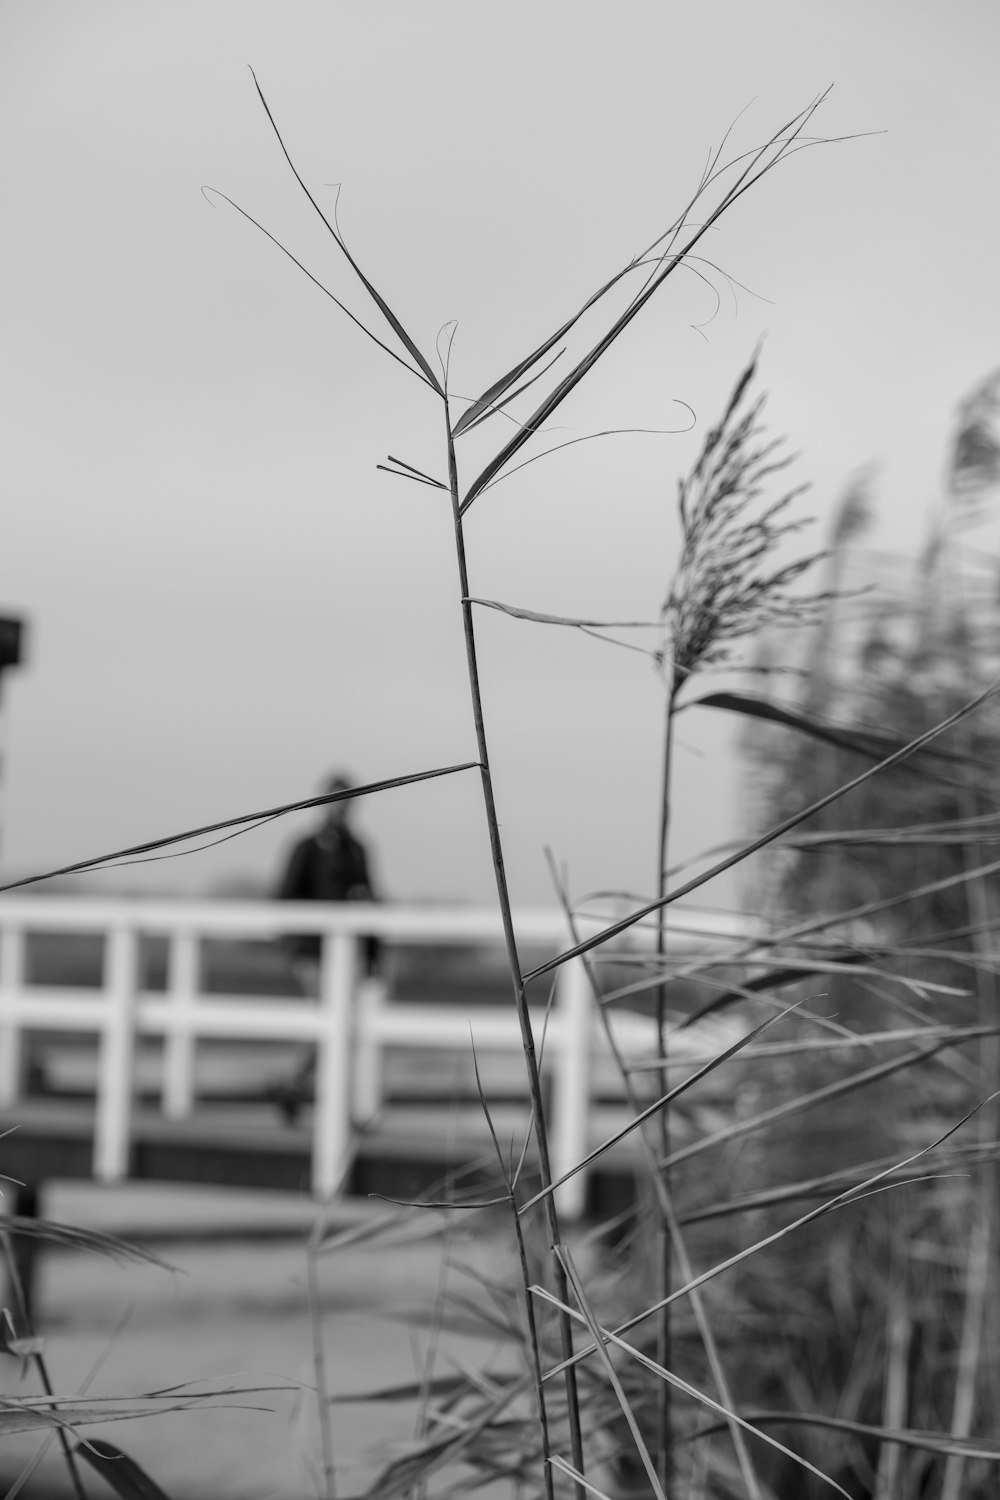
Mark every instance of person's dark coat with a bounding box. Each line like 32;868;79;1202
278;826;379;971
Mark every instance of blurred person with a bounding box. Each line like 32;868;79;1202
270;772;381;1122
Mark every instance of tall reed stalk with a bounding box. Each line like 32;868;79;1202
206;79;846;1491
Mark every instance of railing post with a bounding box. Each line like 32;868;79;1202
550;956;592;1219
94;924;139;1183
0;924;25;1106
313;930;356;1197
353;975;386;1123
162;929;199;1119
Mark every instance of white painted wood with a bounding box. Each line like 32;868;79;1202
312;932;357;1197
353;976;386;1122
549;957;592;1220
0;896;749;1204
162;929;199;1119
0;925;24;1105
94;926;138;1183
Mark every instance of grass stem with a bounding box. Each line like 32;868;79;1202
445;401;586;1491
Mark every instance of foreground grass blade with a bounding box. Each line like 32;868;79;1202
689;1409;1000;1464
460;99;833;512
250;69;444;394
75;1439;172;1500
330;1373;487;1406
466;598;659;628
456;348;567;436
533;1285;852;1498
354;1379;528;1500
0;761;479;893
450;262;650;439
518;1003;800;1215
523;679;1000;982
203;187;434;392
661;1037;959;1171
552;1094;1000;1375
555;1246;667;1500
547;1455;616;1500
470;1040;555;1500
684;689;979;769
0;1216;175;1270
679;1137;1000;1224
547;852;763;1500
0;1396;233;1437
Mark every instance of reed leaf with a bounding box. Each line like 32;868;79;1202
550;1094;1000;1377
555;1246;667;1500
687;689;983;771
75;1439;173;1500
660;1040;958;1172
0;1216;175;1269
533;1284;853;1498
690;1410;1000;1464
460;97;835;512
0;761;479;894
518;1003;801;1215
249;69;443;394
466;598;659;629
202;188;432;390
523;679;1000;983
455;348;568;437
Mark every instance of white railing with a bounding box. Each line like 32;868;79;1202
0;897;750;1216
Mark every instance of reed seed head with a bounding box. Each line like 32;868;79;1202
664;350;828;688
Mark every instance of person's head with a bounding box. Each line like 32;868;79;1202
320;772;355;831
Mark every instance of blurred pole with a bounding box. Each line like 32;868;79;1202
0;616;26;875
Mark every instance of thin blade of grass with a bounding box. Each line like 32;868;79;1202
249;69;443;394
454;96;839;445
352;1378;529;1500
469;1035;555;1500
547;1455;616;1500
450;263;649;439
683;689;981;769
534;1285;853;1499
74;1439;172;1500
519;1002;802;1215
0;1217;175;1270
743;851;1000;965
376;464;448;492
466;599;660;628
0;761;479;894
641;1023;997;1073
549;1093;1000;1376
379;455;447;489
555;1246;667;1500
474;414;697;496
602;952;965;1018
457;349;567;436
461;99;833;512
688;1409;1000;1463
0;1397;228;1438
4;1304;140;1500
660;1039;959;1172
677;1141;1000;1224
523;679;1000;983
202;188;435;391
545;850;764;1500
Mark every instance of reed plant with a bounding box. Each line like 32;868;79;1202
5;83;1000;1500
221;84;997;1497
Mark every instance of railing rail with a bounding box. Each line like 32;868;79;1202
0;897;752;1215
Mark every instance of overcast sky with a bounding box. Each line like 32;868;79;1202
2;1;998;910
